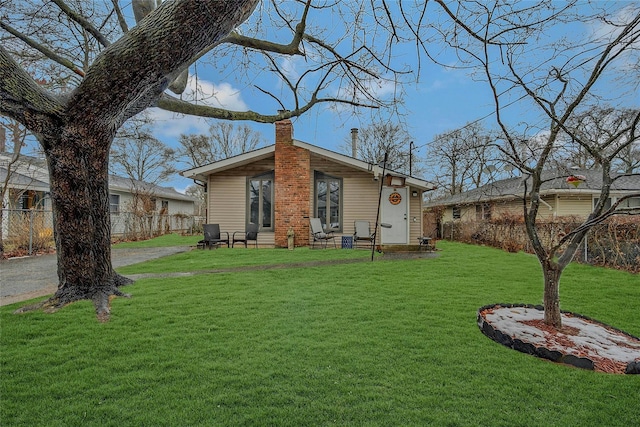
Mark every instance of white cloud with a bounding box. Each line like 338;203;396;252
149;76;248;139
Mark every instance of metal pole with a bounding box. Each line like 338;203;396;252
372;152;388;261
584;233;588;263
29;209;34;255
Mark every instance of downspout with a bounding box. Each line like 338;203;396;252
192;179;207;219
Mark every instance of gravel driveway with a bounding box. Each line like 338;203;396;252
0;246;191;306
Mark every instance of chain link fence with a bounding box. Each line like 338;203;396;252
1;209;205;256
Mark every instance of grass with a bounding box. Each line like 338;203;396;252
113;233;201;248
2;241;639;426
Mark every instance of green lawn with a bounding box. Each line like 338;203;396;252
113;232;201;248
2;241;639;426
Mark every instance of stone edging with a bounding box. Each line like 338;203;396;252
477;303;640;374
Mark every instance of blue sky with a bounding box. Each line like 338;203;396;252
150;42;500;193
145;1;639;193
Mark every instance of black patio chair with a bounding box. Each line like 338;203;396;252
232;223;259;248
198;224;230;249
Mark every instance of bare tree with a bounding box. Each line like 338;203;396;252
557;107;640;173
0;0;439;318
185;183;205;217
4;0;626;322
432;1;640;327
179;122;265;169
1;0;263;319
111;114;177;185
426;122;498;196
340;123;417;175
0;119;28;254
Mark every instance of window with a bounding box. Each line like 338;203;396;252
475;203;492;220
161;200;169;213
620;197;640;208
452;206;461;220
315;172;342;231
593;197;612;210
248;172;273;230
109;194;120;214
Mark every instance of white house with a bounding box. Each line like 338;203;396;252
1;153;198;238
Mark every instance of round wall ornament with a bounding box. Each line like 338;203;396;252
388;191;402;205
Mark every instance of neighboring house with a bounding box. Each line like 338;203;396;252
424;168;640;223
1;152;197;237
181;119;435;248
0;153;51;211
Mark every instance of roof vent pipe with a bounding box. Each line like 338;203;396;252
351;128;358;158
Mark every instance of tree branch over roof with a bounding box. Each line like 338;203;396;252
65;0;259;131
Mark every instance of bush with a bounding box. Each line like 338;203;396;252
443;215;640;273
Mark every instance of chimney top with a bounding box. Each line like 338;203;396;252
351;128;358;158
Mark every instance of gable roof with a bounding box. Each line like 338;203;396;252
425;168;640;207
1;152;196;203
181;140;436;191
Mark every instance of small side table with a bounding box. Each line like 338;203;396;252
417;237;434;251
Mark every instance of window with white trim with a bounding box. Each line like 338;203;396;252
109;194;120;214
314;172;342;231
248;172;273;230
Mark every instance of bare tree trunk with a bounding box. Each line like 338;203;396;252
541;260;562;328
43;129;131;319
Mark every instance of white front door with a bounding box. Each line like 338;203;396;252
381;187;408;244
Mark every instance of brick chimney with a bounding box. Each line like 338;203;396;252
274;120;311;247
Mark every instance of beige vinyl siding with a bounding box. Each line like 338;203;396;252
163;199;196;216
556;195;593;218
460;206;475;221
207;174;275;247
495;196;558;219
408;188;422;242
442;207;453;222
310;155;380;238
493;199;524;218
342;175;380;236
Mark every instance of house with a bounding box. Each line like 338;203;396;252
181;120;435;248
1;152;198;237
424;168;640;224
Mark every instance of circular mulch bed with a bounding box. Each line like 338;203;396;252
478;303;640;374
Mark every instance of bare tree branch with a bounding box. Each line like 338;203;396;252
51;0;111;48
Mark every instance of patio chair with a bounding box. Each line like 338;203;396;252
198;224;230;249
353;220;375;249
310;217;337;249
232;223;259;248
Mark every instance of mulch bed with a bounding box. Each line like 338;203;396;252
478;303;640;374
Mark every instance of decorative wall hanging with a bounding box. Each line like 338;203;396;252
388;191;402;205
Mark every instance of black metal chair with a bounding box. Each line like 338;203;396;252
197;224;230;249
232;223;259;248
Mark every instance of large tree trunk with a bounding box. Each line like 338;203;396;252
43;128;131;319
1;0;260;320
541;260;562;328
